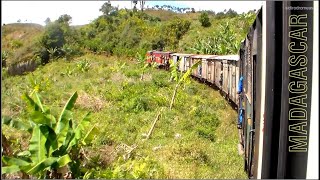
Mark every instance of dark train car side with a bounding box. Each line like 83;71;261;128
240;1;318;179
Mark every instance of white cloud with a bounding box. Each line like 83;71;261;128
1;1;263;26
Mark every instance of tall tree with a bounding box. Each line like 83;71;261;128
100;1;116;16
44;17;51;25
57;14;72;24
132;0;138;12
140;1;145;11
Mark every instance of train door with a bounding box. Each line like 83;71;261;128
230;62;237;103
235;61;240;103
211;60;215;84
207;61;213;83
174;55;180;71
215;61;221;88
185;57;190;71
179;56;184;72
228;62;232;100
202;59;207;80
191;59;201;78
198;58;203;78
222;61;229;94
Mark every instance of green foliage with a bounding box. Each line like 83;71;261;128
2;67;9;79
100;1;118;16
169;60;202;109
61;43;83;60
2;50;9;67
37;14;83;64
110;157;164;179
163;18;191;50
40;23;65;51
135;50;149;78
135;49;147;66
122;96;150;113
152;73;170;88
77;58;91;72
2;92;98;178
2;54;247;178
199;12;211;27
171;60;201;86
57;14;72;24
189;22;240;55
27;74;52;94
83;157;164;179
10;40;24;49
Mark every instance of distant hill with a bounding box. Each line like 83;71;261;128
144;9;202;21
2;23;44;66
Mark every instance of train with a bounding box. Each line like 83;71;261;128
145;1;318;179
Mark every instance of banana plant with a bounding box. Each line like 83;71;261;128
135;50;149;80
169;60;201;110
77;59;91;72
47;48;58;62
2;92;98;179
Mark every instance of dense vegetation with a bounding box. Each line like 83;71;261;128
2;1;258;179
1;2;256;68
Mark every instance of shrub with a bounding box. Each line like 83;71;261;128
61;43;83;60
199;12;211;27
10;40;23;49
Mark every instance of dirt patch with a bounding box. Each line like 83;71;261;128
84;145;117;168
141;73;152;81
76;92;107;112
110;72;134;83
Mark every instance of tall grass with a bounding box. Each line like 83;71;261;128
2;54;246;179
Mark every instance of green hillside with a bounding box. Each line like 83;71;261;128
1;23;44;66
1;3;257;179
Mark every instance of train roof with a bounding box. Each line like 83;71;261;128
171;53;194;57
191;55;218;59
213;55;239;61
192;55;217;59
152;51;174;54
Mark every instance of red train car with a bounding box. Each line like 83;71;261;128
151;51;174;68
146;50;155;64
147;51;173;67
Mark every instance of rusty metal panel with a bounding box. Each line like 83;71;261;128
228;63;233;101
222;62;229;93
211;60;216;84
201;59;207;80
207;61;214;83
230;62;237;103
146;52;153;63
191;58;198;77
179;56;184;71
215;61;222;87
186;57;190;71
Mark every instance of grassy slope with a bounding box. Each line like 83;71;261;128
2;54;246;178
1;23;44;65
144;9;201;21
